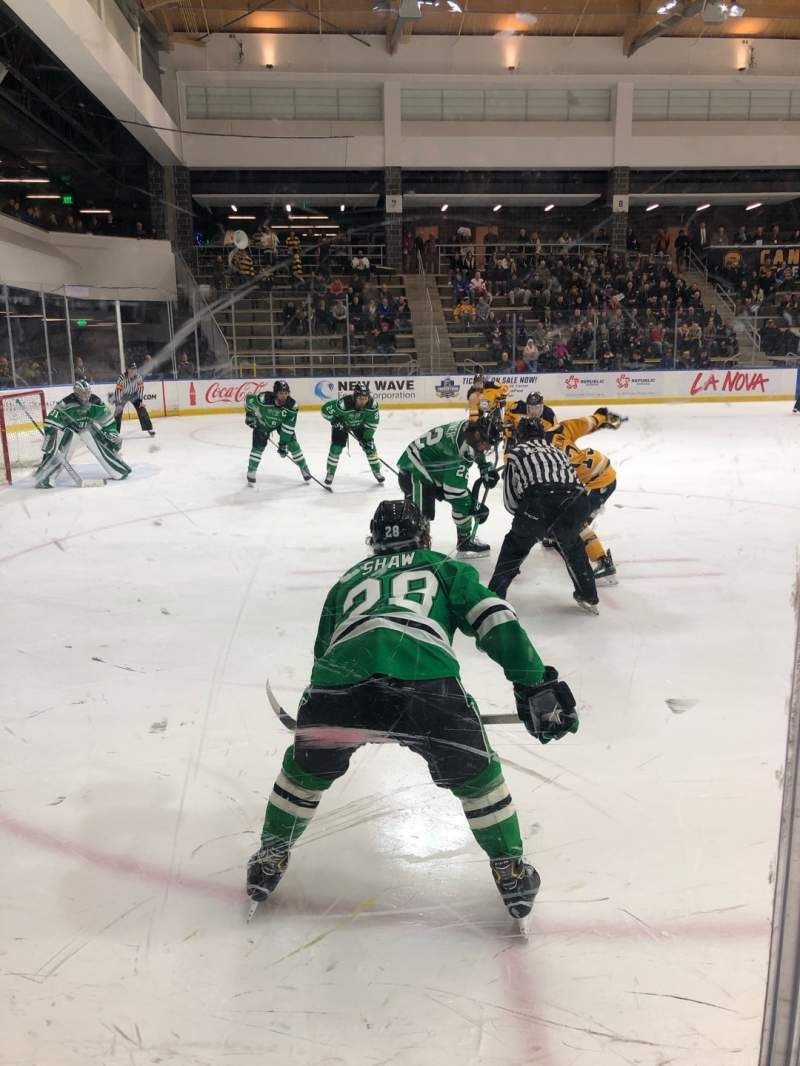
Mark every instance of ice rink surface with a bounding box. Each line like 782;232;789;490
1;401;798;1066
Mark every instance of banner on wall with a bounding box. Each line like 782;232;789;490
11;367;798;421
704;244;800;276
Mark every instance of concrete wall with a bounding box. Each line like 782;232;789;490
0;215;177;301
161;36;800;171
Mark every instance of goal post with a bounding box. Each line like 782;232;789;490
0;389;46;484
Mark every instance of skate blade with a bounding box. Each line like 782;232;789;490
595;573;618;587
515;916;530;937
81;479;107;488
575;599;600;616
246;900;260;922
456;549;490;559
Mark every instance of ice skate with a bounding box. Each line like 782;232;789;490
301;468;312;482
324;473;334;487
593;551;617;586
573;592;600;615
246;843;290;913
246;472;256;486
456;537;490;559
373;470;386;485
491;857;540;930
148;429;156;437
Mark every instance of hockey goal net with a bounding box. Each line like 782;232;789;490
1;390;46;484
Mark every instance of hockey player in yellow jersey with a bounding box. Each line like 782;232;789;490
503;392;557;453
467;370;511;424
545;407;625;584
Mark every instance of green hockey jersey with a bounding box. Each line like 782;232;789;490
245;391;299;446
397;420;490;513
45;392;118;438
321;395;380;440
309;547;544;688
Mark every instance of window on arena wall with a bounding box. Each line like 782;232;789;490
634;87;800;121
184;85;383;122
400;87;612;122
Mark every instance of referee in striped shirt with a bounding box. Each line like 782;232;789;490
113;364;155;436
488;418;599;614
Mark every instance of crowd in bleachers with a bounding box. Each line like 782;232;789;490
444;244;738;372
1;197;152;238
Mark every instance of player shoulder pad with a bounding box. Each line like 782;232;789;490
342;394;355;410
260;390;275;404
90;394;103;405
62;393;77;405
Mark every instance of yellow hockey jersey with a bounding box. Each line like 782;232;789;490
467;380;511;422
547;412;616;491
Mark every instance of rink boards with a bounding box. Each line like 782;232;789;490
4;365;799;425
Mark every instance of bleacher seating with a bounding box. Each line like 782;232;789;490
189;247;418;377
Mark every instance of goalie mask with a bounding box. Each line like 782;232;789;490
73;379;92;406
368;500;429;553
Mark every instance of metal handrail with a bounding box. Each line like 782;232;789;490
436;239;610;273
175;252;230;371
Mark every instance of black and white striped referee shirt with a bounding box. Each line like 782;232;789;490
503;440;582;515
114;372;145;404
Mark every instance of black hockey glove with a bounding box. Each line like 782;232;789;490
331;420;345;432
277;444;288;458
245;412;256;429
594;407;623;429
473;501;490;524
514;667;578;744
480;467;500;489
350;427;366;445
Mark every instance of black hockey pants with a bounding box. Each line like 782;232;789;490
115;397;153;433
488;485;598;602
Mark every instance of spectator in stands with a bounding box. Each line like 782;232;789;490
469;271;488;300
352;250;371;279
177;350;194;376
211;256;226;294
0;355;13;386
423;236;437;274
453;298;477;328
626;229;640;252
316;298;335;335
451;270;470;301
475;294;491;325
394;296;411;329
135;221;152;239
558;231;571;248
522;337;539;370
376;319;397;354
496;350;513;372
751;226;767;246
73;355;90;381
653;228;670;259
377;290;395;321
331;299;348;333
712;225;728;246
674;229;690;272
734;224;748;244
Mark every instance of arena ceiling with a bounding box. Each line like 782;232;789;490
142;0;800;49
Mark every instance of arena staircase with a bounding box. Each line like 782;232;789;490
402;273;455;373
684;265;758;363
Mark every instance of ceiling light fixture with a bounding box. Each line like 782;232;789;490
696;203;711;212
25;194;60;200
288;214;329;220
79;208;111;214
507;65;517;72
228;214;255;220
285;203;292;213
646;203;660;212
544;203;555;212
231;203;238;212
340;203;345;212
441;203;448;212
745;201;762;211
0;177;50;184
493;203;502;212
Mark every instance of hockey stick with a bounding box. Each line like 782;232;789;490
345;428;398;477
265;436;332;492
14;398;91;487
266;679;519;729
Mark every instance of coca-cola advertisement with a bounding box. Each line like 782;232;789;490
204;380;271;406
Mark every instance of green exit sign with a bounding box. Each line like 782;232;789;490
62;194;73;205
75;318;88;327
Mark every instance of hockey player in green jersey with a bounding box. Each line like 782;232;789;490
247;499;578;926
244;380;311;486
33;380;131;488
320;382;384;486
397;418;500;558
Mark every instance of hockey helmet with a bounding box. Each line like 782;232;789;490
352;382;370;398
273;380;290;394
517;416;545;442
526;391;543;406
368;500;429;554
73;379;92;404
